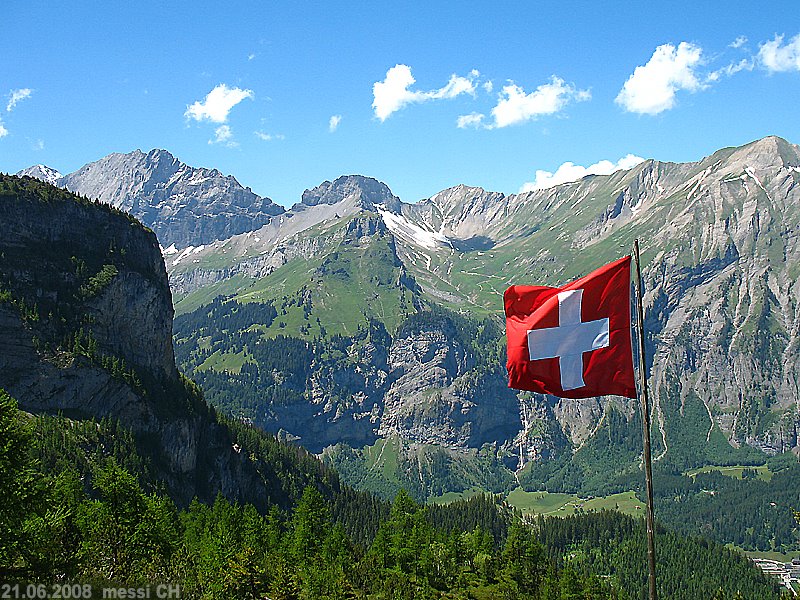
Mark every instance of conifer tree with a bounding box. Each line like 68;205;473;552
0;390;34;574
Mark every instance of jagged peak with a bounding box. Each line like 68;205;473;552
743;135;792;151
15;164;63;184
297;174;402;212
427;183;498;210
746;135;800;165
145;147;176;160
49;148;282;248
418;184;506;231
63;148;259;192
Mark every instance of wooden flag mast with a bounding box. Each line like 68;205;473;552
633;238;658;600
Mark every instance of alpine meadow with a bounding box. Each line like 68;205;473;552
2;2;800;598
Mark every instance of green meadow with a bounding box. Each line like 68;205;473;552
505;488;645;517
685;464;773;482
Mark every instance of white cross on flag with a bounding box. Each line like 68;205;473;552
504;256;637;399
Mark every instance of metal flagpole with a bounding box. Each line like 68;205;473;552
633;238;658;600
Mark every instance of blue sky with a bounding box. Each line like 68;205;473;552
2;1;799;206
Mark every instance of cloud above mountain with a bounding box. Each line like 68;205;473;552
210;125;237;147
185;84;254;123
491;77;591;127
615;42;705;115
185;83;254;147
1;88;34;139
520;153;645;192
456;76;590;129
758;33;800;72
613;33;798;115
372;65;479;121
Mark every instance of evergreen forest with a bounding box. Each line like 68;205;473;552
1;389;789;600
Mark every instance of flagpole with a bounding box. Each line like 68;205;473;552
633;238;658;600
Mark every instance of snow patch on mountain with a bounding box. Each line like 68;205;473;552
15;164;63;185
170;245;207;266
379;208;451;250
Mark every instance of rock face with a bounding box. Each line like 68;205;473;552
0;176;175;381
378;317;518;449
0;174;280;508
15;164;62;185
32;149;284;249
169;136;800;488
299;175;403;212
257;314;519;455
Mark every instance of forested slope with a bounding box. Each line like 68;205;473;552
1;389;785;599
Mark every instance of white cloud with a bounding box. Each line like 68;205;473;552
33;139;44;150
730;36;748;49
254;131;285;141
0;122;7;138
431;70;480;99
372;65;416;120
520;154;645;192
456;112;485;129
185;83;254;123
706;58;753;82
7;88;33;112
615;42;704;115
329;114;342;132
758;33;800;73
209;125;238;147
372;64;479;121
482;80;494;93
490;76;590;128
248;53;256;61
456;76;589;130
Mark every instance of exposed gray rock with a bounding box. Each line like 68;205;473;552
171;136;800;474
166;178;405;295
48;149;284;248
0;176;281;509
377;318;519;450
298;175;403;213
0;182;176;380
16;164;62;185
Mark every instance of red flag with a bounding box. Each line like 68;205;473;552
504;256;636;399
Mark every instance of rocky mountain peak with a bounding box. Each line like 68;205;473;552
15;164;63;185
711;135;800;172
44;149;284;249
428;184;502;217
743;134;796;156
403;184;507;242
298;175;403;213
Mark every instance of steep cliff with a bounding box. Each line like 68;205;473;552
0;174;331;509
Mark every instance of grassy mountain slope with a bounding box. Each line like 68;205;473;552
171;138;800;498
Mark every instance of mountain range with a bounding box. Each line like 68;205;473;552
16;136;800;501
20;149;284;249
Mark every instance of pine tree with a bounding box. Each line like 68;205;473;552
0;389;35;575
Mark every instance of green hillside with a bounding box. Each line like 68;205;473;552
1;389;784;599
175;214;419;337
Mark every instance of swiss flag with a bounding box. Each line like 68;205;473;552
504;256;636;399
